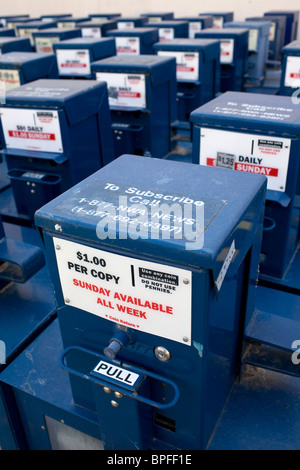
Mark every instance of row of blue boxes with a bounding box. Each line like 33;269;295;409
0;9;300;452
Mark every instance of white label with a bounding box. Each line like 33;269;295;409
157;50;199;81
53;237;192;345
96;72;146;109
269;22;276;41
159;27;174;42
18;28;38;46
0;69;21;91
57;21;76;28
117;21;135;29
81;27;102;38
220;39;234;64
56;49;91;76
188;22;202;39
199;127;291;192
35;36;60;53
1;108;63;153
213;17;223;29
284;56;300;88
93;361;140;386
215;240;236;291
248;29;258;52
116;37;140;55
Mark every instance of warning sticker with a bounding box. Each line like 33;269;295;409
158;28;174;42
157;50;199;81
1;108;63;153
0;69;21;92
96;72;146;109
115;37;140;55
81;27;102;38
53;237;192;345
35;36;60;53
188;22;202;38
199;128;291;192
220;39;234;64
284;56;300;88
56;49;91;76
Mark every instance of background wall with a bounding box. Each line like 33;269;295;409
1;0;300;22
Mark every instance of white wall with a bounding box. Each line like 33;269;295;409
1;0;299;23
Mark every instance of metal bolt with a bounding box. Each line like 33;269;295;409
65;298;70;304
183;278;189;285
55;245;61;250
114;391;123;399
111;400;119;408
183;337;189;343
103;387;111;394
154;346;171;362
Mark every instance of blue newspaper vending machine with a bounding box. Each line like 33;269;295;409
140;12;174;23
153;38;220;122
76;20;118;39
116;17;148;29
32;28;81;54
175;16;214;38
91;55;177;159
195;28;249;92
0;79;114;222
201;12;234;29
0;52;58;92
106;28;159;55
53;38;116;78
264;10;299;45
246;16;286;62
190;91;300;292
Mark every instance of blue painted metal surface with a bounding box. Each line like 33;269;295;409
53;37;116;78
225;21;270;86
153;38;220;122
106;27;159;55
116;17;148;28
0;52;58;89
0;219;56;449
195;28;249;92
88;13;121;22
190;92;300;284
33;154;266;449
91;55;177;159
0;79;115;222
32;28;81;53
